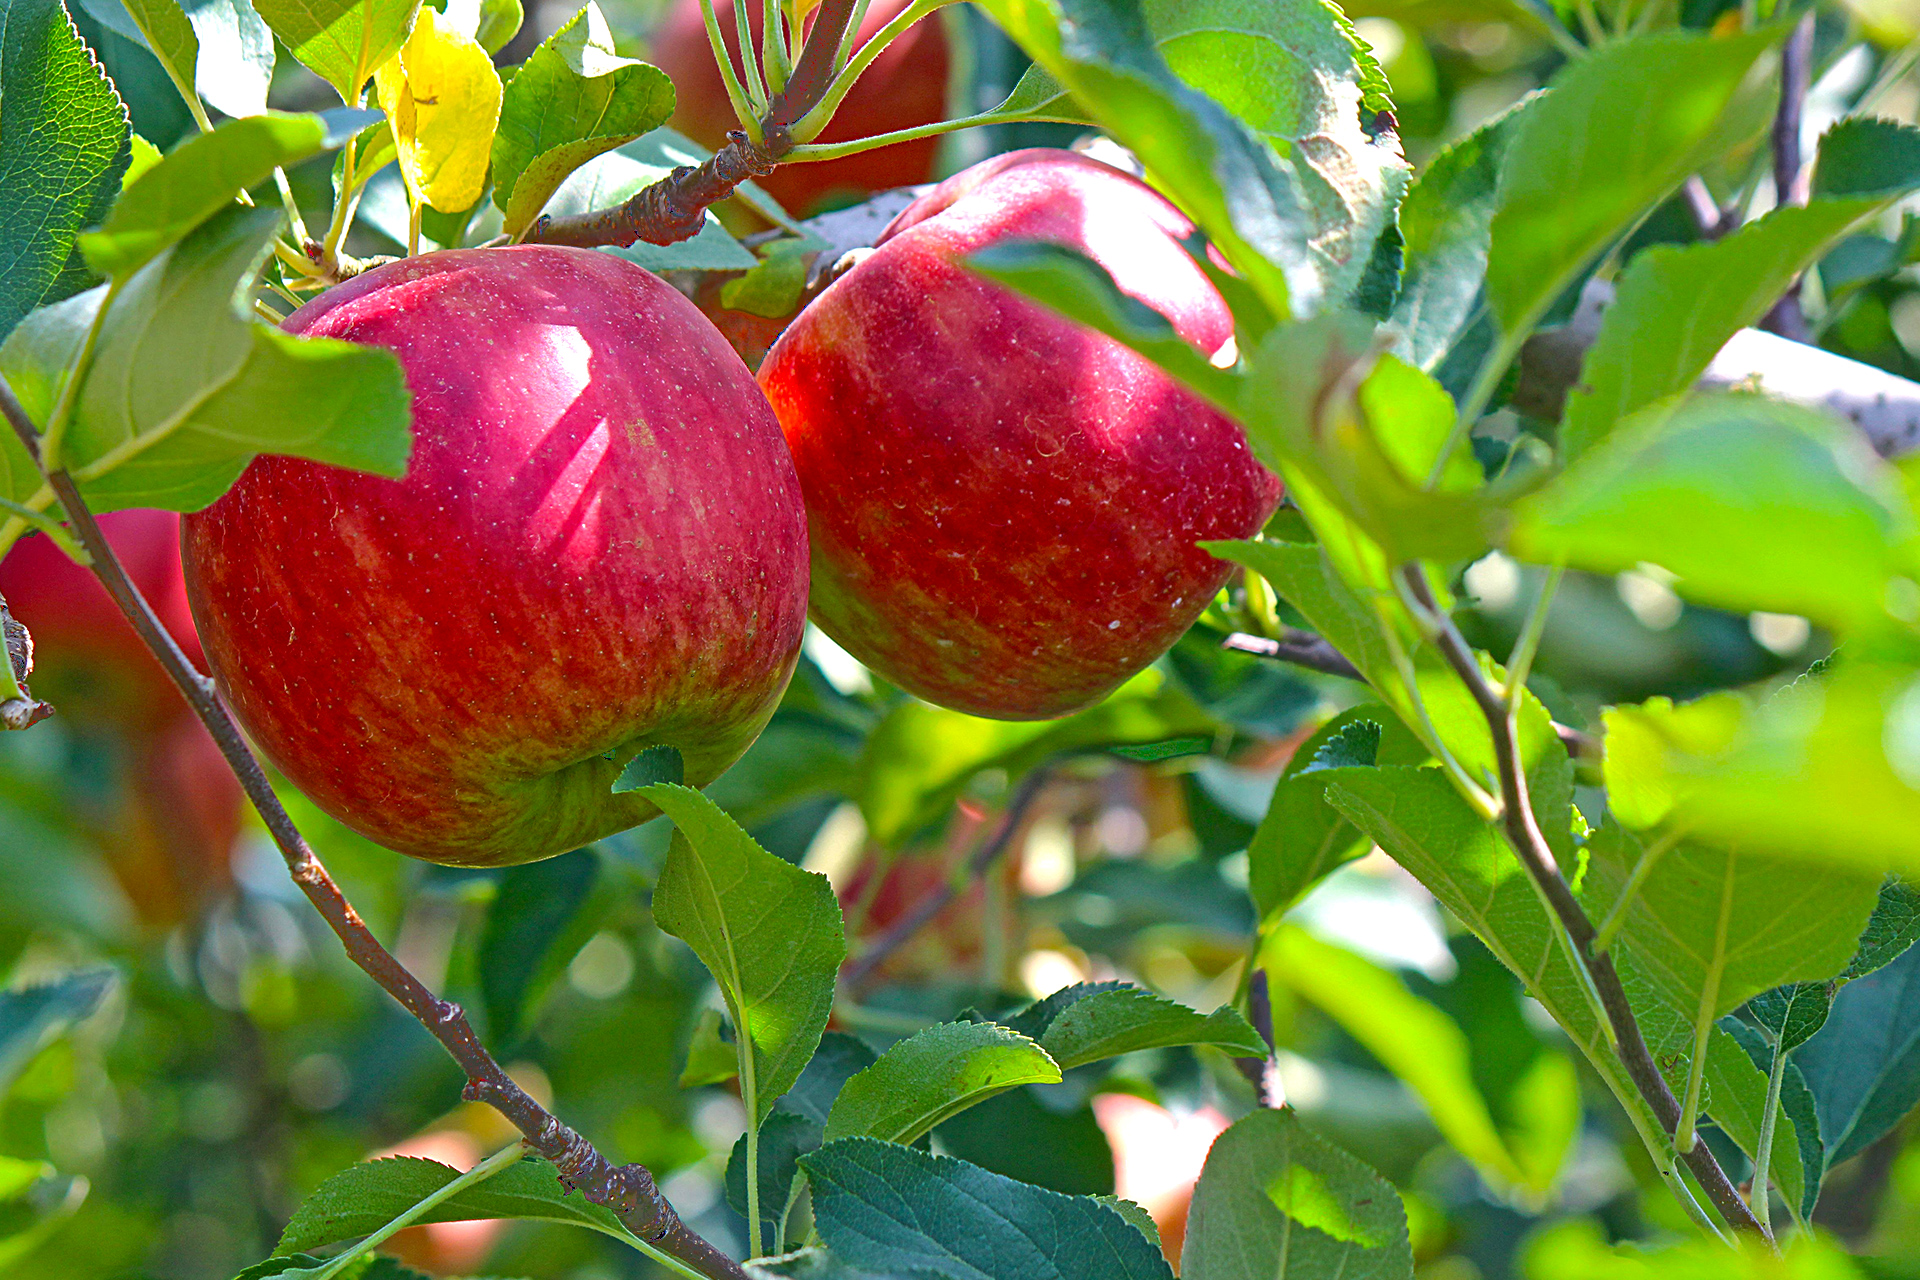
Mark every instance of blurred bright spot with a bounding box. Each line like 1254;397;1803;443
1274;1051;1329;1109
1464;552;1521;612
569;931;636;999
1020;948;1087;997
692;1091;747;1150
1020;817;1076;896
1095;806;1149;856
1353;16;1404;60
1616;568;1682;630
183;1080;246;1143
803;624;872;695
661;1165;719;1219
1749;612;1811;655
802;801;868;891
1289;860;1454;980
1093;1093;1229;1241
288;1053;350;1111
1141;944;1201;998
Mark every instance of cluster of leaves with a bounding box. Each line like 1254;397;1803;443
11;0;1920;1275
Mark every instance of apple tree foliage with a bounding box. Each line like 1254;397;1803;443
8;0;1920;1276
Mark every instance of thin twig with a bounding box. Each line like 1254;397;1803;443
1399;566;1767;1240
1764;12;1816;342
0;381;749;1280
843;767;1054;989
1232;968;1283;1107
1222;629;1361;680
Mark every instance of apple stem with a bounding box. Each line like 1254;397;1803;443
0;379;755;1280
842;764;1055;989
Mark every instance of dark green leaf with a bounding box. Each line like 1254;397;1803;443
80;111;332;280
803;1137;1174;1280
824;1021;1060;1146
276;1155;635;1255
1108;736;1212;763
1846;878;1920;982
1392;99;1528;378
490;1;673;237
937;1087;1116;1196
0;968;115;1092
0;0;129;342
1813;115;1920;198
778;1031;878;1127
1712;1017;1820;1220
234;1254;442;1280
1181;1108;1413;1279
642;783;845;1126
1486;31;1777;336
1512;394;1913;633
612;744;684;792
1019;983;1266;1068
478;847;598;1044
1796;939;1920;1169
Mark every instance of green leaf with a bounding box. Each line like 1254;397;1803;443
2;202;413;514
612;743;684;792
478;847;598;1045
1265;924;1570;1197
1391;98;1528;380
0;0;129;342
1562;140;1920;459
117;0;200;94
1021;983;1266;1069
1521;1217;1860;1279
1510;394;1914;633
80;111;332;280
972;0;1318;319
1181;1108;1413;1280
856;668;1215;844
1743;981;1834;1053
1204;540;1397;691
234;1254;441;1280
489;1;673;237
802;1138;1175;1280
680;1007;738;1088
824;1021;1060;1146
1796;939;1920;1169
254;0;420;102
720;239;811;319
1812;115;1920;199
539;129;754;272
1325;768;1648;1130
1710;1018;1819;1221
276;1155;637;1254
1485;30;1778;338
641;783;844;1126
1846;878;1920;982
965;240;1241;410
0;968;115;1093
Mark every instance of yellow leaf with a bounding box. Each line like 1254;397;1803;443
374;6;502;214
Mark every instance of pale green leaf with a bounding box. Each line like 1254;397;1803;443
254;0;420;103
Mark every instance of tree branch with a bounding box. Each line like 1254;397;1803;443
526;128;792;249
1763;12;1817;342
0;380;749;1280
843;766;1054;989
1398;566;1767;1239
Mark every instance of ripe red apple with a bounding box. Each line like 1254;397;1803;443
1;508;207;728
650;0;950;217
756;149;1283;720
183;246;810;867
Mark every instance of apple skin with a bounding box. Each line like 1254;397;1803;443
649;0;949;217
757;149;1282;721
1;509;207;728
182;246;810;867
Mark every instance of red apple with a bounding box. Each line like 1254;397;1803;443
650;0;950;217
182;246;810;867
756;149;1282;720
1;508;206;728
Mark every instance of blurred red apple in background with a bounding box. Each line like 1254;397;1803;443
649;0;950;216
757;149;1282;721
184;246;810;868
2;511;242;922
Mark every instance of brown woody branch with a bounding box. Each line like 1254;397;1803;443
0;378;748;1280
1763;12;1817;342
1398;566;1766;1239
